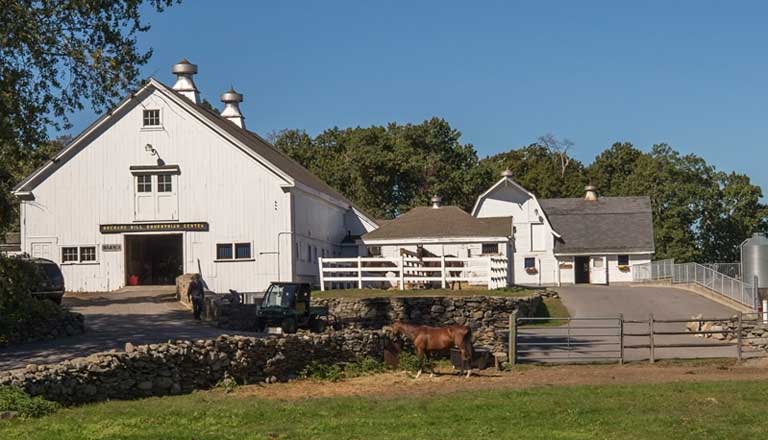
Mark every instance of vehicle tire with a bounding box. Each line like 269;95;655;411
281;318;298;334
310;317;327;333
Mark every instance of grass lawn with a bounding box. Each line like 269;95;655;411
525;297;572;327
314;285;539;299
2;380;768;439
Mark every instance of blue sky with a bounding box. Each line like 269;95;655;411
64;1;768;194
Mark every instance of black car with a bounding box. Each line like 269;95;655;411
29;258;66;304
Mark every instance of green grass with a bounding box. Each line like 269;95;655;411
3;380;768;439
314;285;539;299
523;297;572;327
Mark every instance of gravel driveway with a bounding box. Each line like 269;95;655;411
518;285;747;363
0;287;258;371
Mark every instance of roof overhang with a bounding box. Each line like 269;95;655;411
554;250;654;257
362;236;510;245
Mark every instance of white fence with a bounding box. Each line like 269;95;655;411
633;259;757;309
318;256;509;291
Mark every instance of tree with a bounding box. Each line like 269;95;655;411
537;133;575;178
480;144;587;199
0;0;181;233
274;118;487;219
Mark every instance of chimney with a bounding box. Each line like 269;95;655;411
584;184;598;201
171;59;200;103
220;88;245;128
431;195;443;209
501;169;513;178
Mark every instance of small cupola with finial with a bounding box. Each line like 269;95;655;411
171;59;200;103
584;184;599;201
220;87;245;128
431;195;443;209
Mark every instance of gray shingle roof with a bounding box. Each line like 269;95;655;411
362;206;512;240
540;196;655;254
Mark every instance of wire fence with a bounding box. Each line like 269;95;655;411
633;259;757;310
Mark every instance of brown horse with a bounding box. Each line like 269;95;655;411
392;321;474;378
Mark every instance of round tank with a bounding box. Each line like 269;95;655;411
741;232;768;288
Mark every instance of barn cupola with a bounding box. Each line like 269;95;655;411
431;195;443;209
220;88;245;128
584;184;599;201
501;169;514;178
171;59;200;104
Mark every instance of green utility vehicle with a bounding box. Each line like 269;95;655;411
254;282;331;334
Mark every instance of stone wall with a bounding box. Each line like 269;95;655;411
686;314;768;350
315;292;550;352
2;309;85;347
0;330;385;405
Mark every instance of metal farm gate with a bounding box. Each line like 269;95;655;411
509;311;768;365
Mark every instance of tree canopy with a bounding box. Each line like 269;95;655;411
0;0;180;232
274;123;767;263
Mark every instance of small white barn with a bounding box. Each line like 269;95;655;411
357;172;654;287
12;60;377;292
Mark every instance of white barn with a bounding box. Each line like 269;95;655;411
356;172;655;287
12;60;377;293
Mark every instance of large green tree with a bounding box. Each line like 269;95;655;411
273;118;489;219
0;0;180;232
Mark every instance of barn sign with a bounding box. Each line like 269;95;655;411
102;244;122;252
100;222;209;234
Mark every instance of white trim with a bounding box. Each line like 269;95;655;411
362;236;510;245
555;251;652;257
351;206;379;229
471;176;561;238
214;241;254;262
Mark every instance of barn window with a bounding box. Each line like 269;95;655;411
137;175;152;192
62;247;78;263
157;174;173;192
217;244;233;260
593;258;604;268
142;109;161;127
481;243;499;255
367;246;381;256
618;255;630;266
524;257;536;269
235;243;252;259
307;244;312;262
80;246;96;262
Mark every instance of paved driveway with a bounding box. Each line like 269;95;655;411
518;285;746;363
0;287;258;371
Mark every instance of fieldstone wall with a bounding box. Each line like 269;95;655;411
315;292;552;351
2;310;85;347
0;329;385;405
686;314;768;350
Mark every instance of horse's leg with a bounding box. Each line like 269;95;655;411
427;351;436;378
415;346;425;379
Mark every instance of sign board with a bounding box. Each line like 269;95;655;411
102;244;122;252
100;222;209;234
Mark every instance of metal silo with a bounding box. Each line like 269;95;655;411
741;232;768;288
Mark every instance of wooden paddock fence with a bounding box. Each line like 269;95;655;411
510;311;767;365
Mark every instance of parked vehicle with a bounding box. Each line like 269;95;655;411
254;282;332;333
29;258;65;304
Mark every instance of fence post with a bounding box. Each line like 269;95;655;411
399;256;405;291
441;255;447;289
509;310;518;366
487;256;493;289
649;313;655;364
357;256;363;289
318;257;325;291
737;312;743;362
619;313;624;366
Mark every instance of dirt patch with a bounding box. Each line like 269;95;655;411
232;359;768;401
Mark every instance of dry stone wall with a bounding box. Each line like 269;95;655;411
0;330;385;405
2;310;85;347
315;292;550;351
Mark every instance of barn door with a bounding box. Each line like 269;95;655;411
590;256;608;284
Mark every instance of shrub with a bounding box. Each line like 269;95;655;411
398;352;423;372
300;361;345;382
0;255;64;345
300;357;389;382
0;386;60;418
344;357;388;378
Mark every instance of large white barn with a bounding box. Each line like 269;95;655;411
12;60;377;293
